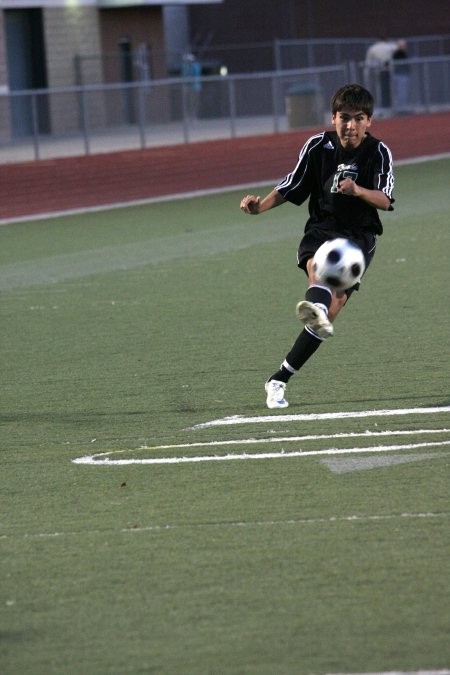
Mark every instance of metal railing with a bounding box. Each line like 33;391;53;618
0;56;449;163
76;34;450;83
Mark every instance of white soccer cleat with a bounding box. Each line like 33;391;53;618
296;300;334;339
265;379;289;409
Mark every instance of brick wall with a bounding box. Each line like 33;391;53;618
44;7;103;88
43;6;106;134
99;6;165;80
189;0;450;43
98;6;167;125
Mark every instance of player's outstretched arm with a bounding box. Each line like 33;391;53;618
240;189;286;215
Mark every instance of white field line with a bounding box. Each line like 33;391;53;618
2;511;449;541
141;428;450;451
324;671;450;675
73;439;450;465
190;406;450;429
1;153;448;226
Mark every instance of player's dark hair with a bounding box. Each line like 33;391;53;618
331;84;374;117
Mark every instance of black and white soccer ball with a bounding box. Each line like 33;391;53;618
312;238;366;291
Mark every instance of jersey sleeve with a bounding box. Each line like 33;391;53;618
374;141;395;209
275;133;325;206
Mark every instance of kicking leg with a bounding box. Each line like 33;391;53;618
265;260;348;409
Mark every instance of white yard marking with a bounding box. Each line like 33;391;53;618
72;406;450;467
325;671;450;675
2;511;449;541
73;439;450;466
190;406;450;429
141;428;450;451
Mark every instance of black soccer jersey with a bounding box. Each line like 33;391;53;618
276;131;394;236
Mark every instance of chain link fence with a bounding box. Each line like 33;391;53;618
74;35;450;83
0;56;449;163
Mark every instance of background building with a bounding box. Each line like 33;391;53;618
189;0;450;44
0;0;448;144
0;0;222;137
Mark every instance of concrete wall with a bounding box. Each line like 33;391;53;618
0;11;11;141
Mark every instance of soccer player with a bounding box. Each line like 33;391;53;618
240;83;394;409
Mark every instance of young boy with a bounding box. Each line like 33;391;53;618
240;83;394;409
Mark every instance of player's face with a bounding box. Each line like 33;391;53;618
332;107;372;150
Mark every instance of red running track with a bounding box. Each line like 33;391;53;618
1;111;449;221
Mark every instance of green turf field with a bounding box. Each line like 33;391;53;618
1;158;449;675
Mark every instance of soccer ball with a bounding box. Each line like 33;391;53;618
312;238;366;291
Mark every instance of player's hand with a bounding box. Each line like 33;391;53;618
240;195;261;214
338;178;358;197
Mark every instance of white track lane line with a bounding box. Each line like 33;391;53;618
2;153;448;226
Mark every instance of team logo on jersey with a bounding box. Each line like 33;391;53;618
330;163;358;193
324;141;334;149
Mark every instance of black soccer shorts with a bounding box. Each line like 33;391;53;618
297;225;377;295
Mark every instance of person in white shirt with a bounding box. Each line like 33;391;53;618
365;38;397;108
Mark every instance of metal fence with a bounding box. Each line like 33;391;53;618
1;56;449;163
76;35;450;83
273;35;450;70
